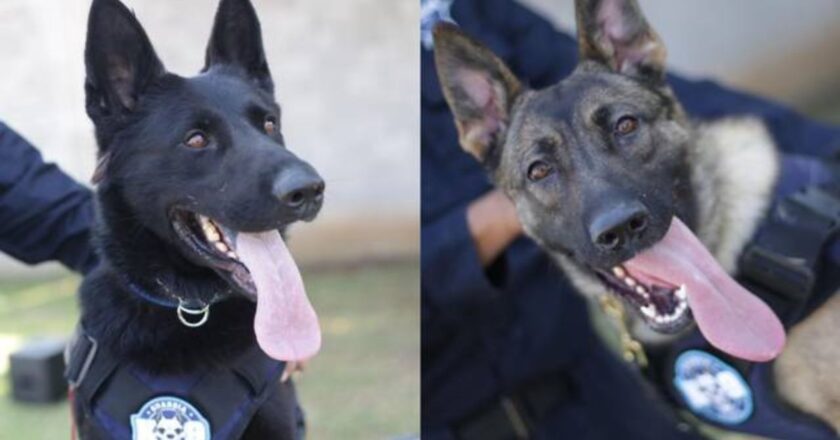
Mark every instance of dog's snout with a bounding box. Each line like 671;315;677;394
589;201;649;252
272;166;325;220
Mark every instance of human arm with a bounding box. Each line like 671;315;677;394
0;122;97;273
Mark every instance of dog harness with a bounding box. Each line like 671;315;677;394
65;325;286;440
647;157;840;439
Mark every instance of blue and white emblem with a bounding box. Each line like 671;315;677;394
673;350;753;425
421;0;456;49
131;396;211;440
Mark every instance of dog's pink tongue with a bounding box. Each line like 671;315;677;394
624;218;785;362
235;231;320;362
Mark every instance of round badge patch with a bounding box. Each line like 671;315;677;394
130;396;211;440
673;350;753;425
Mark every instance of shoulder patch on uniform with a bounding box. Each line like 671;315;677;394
131;396;211;440
421;0;456;49
673;350;753;425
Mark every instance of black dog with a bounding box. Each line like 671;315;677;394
66;0;324;438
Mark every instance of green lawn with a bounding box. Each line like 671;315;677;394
0;262;419;439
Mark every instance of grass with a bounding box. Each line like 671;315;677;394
0;262;419;439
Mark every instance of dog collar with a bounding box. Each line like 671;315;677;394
122;278;218;328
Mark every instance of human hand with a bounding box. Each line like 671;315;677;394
466;189;523;267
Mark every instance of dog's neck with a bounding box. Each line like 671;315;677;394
80;186;257;373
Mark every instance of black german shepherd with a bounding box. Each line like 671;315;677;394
69;0;324;438
435;0;840;433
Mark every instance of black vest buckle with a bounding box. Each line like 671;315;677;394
740;184;840;302
65;327;98;389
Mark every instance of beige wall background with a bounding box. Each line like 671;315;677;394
0;0;419;275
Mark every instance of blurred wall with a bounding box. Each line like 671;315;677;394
522;0;840;108
0;0;419;275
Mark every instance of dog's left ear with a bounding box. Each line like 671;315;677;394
575;0;666;82
204;0;273;94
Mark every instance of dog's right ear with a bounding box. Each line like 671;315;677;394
433;23;522;162
84;0;165;119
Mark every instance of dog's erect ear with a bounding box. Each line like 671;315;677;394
204;0;273;94
433;23;522;162
575;0;666;81
84;0;165;116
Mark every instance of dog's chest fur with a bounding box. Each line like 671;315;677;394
553;117;840;432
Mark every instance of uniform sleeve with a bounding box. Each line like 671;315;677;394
669;76;840;158
0;122;97;273
421;201;507;310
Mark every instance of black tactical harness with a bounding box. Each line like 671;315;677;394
646;182;840;439
65;325;286;440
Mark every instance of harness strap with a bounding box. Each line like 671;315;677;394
739;183;840;322
65;326;285;440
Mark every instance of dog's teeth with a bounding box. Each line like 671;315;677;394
676;285;687;300
624;277;636;287
214;241;229;252
635;285;647;295
226;251;237;259
204;226;220;242
612;266;626;277
197;215;222;242
641;305;656;318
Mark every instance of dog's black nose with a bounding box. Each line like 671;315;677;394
272;166;325;220
589;201;649;252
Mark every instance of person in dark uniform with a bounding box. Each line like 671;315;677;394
420;0;840;439
0;121;96;274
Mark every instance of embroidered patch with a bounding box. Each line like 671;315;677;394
131;396;211;440
421;0;456;49
673;350;753;425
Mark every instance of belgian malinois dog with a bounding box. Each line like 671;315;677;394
434;0;840;432
70;0;324;438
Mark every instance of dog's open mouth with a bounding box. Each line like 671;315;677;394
171;209;257;298
593;217;786;362
170;208;321;362
596;265;690;333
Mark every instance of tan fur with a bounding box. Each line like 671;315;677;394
774;292;840;432
690;118;779;272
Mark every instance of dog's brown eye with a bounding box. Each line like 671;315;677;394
527;160;553;182
615;116;639;136
264;117;277;134
185;131;209;149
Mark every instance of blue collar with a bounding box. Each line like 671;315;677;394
120;276;219;311
124;280;181;309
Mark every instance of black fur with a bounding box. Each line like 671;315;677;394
73;0;322;438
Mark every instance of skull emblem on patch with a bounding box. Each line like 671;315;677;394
131;397;211;440
673;350;754;425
